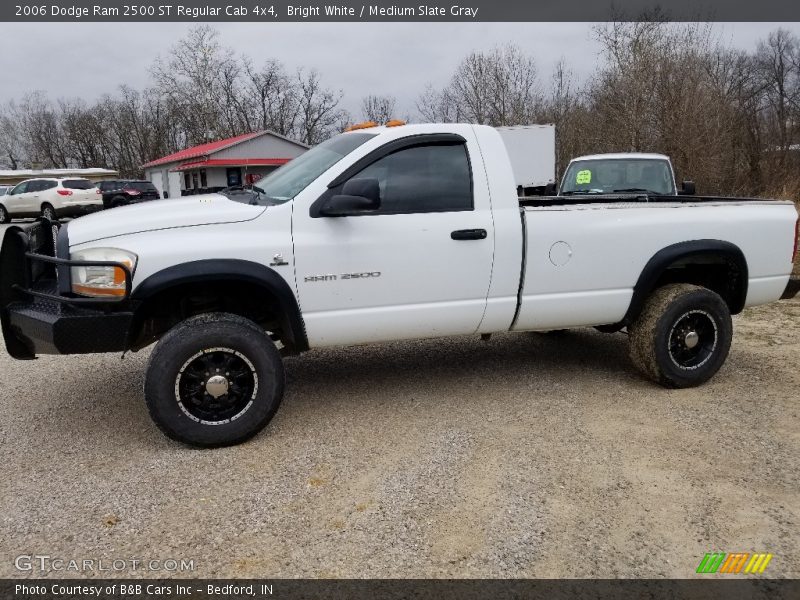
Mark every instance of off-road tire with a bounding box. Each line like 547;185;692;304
144;312;285;447
628;284;732;388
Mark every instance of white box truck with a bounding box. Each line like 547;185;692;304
496;124;556;195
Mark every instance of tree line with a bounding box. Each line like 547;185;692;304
1;22;799;199
416;22;800;199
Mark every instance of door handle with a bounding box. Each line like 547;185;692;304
451;228;487;240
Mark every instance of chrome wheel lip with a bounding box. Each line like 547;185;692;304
667;309;718;371
174;347;259;426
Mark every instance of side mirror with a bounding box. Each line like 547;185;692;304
679;180;696;195
319;178;381;217
544;182;557;196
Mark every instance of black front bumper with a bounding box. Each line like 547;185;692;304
7;291;133;356
1;220;134;359
782;276;800;299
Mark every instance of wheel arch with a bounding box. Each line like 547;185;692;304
623;240;748;326
129;259;308;354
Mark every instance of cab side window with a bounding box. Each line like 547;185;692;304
346;143;473;214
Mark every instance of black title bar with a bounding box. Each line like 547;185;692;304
3;579;800;600
2;0;800;22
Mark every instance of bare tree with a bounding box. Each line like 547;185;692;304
361;95;397;122
0;102;26;169
416;84;460;122
4;23;800;199
295;69;348;145
416;44;542;126
150;25;237;144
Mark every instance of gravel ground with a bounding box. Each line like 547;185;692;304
0;224;798;579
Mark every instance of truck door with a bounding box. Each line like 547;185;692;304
292;133;495;346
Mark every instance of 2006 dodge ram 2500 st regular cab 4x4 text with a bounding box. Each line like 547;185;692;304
1;123;798;447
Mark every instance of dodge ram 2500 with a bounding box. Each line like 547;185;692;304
1;122;798;447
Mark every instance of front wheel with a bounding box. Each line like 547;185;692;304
144;313;285;447
628;284;732;388
0;205;9;223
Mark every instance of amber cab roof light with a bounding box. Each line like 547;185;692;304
343;119;406;132
344;121;378;132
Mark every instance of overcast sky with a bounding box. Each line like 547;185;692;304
0;22;797;117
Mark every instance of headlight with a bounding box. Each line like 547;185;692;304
70;248;137;297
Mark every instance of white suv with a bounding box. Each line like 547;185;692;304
0;178;104;223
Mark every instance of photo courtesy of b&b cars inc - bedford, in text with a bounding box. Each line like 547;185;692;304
0;1;799;599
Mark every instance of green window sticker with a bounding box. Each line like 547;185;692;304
576;170;592;184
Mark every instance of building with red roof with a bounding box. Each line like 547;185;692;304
142;130;309;199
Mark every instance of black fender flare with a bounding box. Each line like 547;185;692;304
131;259;308;352
623;240;749;325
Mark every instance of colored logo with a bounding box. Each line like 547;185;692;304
696;552;773;574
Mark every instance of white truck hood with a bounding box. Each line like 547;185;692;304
67;194;266;246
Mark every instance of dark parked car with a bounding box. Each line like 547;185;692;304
97;180;160;208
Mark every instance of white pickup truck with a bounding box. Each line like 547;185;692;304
1;123;798;447
556;152;696;196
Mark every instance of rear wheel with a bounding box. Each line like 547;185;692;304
144;313;285;447
628;284;732;388
110;195;128;208
41;203;57;221
0;205;9;223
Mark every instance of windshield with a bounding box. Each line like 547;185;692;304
248;132;377;204
560;158;675;195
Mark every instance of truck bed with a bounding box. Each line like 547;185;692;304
512;198;797;332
